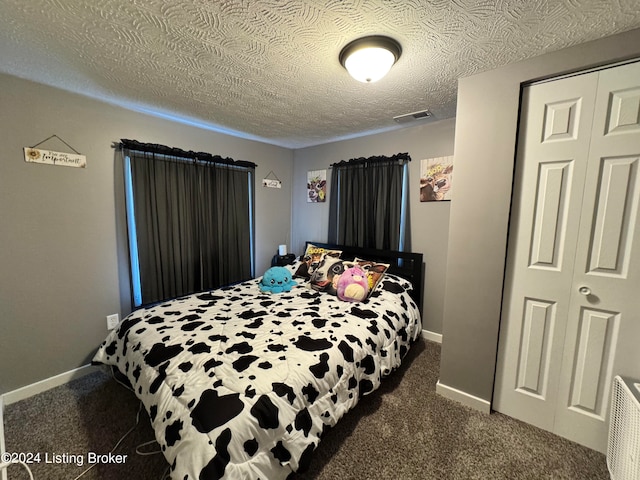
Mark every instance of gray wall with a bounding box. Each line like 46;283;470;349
0;73;293;394
290;118;456;334
439;28;640;404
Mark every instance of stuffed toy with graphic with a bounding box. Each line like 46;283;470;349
259;266;297;294
336;266;369;302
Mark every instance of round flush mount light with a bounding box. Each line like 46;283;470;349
339;35;402;83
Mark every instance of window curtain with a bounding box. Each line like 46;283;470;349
120;139;255;306
328;152;410;251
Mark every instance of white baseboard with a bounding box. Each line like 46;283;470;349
2;364;99;407
421;329;442;344
435;380;491;414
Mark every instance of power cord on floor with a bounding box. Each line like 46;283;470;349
135;441;171;480
71;401;144;480
1;368;170;480
135;439;162;457
109;366;135;394
109;367;170;480
0;460;34;480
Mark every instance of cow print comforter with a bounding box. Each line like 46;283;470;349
92;266;421;480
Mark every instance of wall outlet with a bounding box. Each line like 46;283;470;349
106;314;120;330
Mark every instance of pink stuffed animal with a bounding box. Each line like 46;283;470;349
337;266;369;302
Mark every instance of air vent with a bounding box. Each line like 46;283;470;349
393;109;434;124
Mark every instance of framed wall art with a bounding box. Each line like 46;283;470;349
420;156;453;202
307;169;327;203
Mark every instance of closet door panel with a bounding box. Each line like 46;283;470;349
493;72;598;430
555;61;640;453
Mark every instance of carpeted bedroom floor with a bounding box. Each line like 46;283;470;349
3;339;609;480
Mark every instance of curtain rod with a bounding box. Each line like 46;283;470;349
330;152;411;168
115;139;256;169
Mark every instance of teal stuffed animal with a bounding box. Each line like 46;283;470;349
259;266;297;293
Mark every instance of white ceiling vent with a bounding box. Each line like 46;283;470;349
393;109;434;124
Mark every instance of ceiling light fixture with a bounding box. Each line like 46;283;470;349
339;35;402;83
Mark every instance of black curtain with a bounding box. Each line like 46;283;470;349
121;139;255;305
328;152;410;251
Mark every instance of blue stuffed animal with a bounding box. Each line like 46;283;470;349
259;266;297;293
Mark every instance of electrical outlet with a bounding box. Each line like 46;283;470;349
106;314;120;330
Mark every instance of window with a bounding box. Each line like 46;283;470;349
120;139;255;307
328;153;410;251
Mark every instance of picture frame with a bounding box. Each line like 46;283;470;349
307;169;327;202
420;156;454;202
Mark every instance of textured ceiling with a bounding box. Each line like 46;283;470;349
1;1;639;148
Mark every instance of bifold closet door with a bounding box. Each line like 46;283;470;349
493;61;640;453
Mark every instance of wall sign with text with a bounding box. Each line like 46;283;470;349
24;147;87;168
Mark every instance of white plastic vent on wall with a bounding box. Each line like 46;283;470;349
608;376;640;480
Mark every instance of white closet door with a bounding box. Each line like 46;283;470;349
493;71;598;431
494;61;640;453
554;61;640;452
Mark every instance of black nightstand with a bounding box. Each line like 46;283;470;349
271;254;296;266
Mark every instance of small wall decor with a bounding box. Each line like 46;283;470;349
307;169;327;202
262;170;282;188
420;156;453;202
23;134;86;168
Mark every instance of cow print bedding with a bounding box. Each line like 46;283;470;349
92;264;421;480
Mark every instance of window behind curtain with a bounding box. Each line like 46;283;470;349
120;140;255;307
328;153;410;251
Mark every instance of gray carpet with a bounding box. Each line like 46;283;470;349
3;339;609;480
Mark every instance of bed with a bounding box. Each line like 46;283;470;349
92;242;423;479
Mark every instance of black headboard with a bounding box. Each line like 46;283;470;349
304;242;424;314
